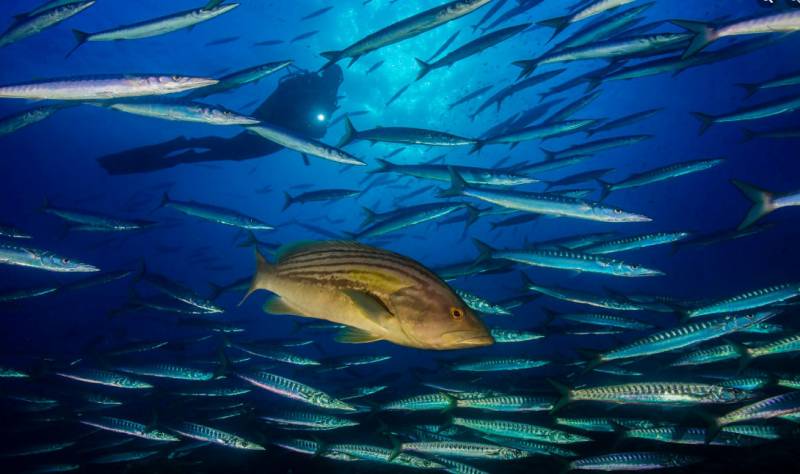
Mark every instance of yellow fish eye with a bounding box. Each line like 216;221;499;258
449;307;464;320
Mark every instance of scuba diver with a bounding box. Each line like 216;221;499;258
97;65;344;175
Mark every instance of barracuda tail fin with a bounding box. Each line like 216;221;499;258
691;112;716;136
597;179;613;202
65;30;89;58
736;82;760;99
547;378;573;413
439;167;468;198
469;140;486;154
239;250;274;306
360;207;378;226
540;148;557;161
739;128;757;143
414;58;432;81
512;59;539;80
732;179;776;230
282;192;294;211
372;158;395;174
319;50;343;69
471;238;495;263
337;116;358;148
157;192;171;211
537;15;571;42
671;19;718;58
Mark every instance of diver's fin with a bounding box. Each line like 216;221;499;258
335;327;383;344
261;295;303;317
342;289;394;322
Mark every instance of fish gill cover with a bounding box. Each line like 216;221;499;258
1;0;800;473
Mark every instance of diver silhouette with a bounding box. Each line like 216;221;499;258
97;65;344;175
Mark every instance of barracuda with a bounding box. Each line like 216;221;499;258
0;75;217;100
330;443;444;469
551;380;752;411
236;370;355;411
260;411;358;430
591;311;776;364
374;159;537;187
623;427;763;447
569;452;702;470
320;0;492;67
400;441;530;460
489;328;544;343
453;417;592;444
441;170;651;223
674;10;800;58
106;102;259;126
599;159;724;200
455;394;554;412
474;239;663;277
452;357;550;372
688;283;800;318
167;421;263;450
381;393;455;412
54;368;152;389
456;289;512;316
0;1;94;48
68;3;239;54
513;33;690;78
79;416;179;441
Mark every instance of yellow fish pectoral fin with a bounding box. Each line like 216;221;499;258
335;327;383;344
342;289;394;323
262;296;304;317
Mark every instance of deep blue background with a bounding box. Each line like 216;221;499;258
1;0;799;472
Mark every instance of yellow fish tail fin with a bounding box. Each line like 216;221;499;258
239;249;275;306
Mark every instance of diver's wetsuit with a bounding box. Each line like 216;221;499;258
97;65;344;175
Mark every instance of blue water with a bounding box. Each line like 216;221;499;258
1;0;800;472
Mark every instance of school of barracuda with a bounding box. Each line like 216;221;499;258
1;0;800;473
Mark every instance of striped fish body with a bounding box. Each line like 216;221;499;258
244;241;492;350
584;232;691;254
671;343;740;367
608;159;723;194
749;332;800;359
327;444;444;469
455;395;554;412
453;417;591;444
624;427;761;446
452;357;549;372
599;311;775;361
381;393;455;411
0;1;94;48
321;0;492;66
688;283;800;318
717;11;800;39
235;371;354;411
0;106;62;136
0;75;217;100
168;422;263;450
494;248;662;277
717;391;800;426
79;416;179;441
83;4;238;41
570;382;750;406
107;102;259;125
401;441;529;460
570;452;701;470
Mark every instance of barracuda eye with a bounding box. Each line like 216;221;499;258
171;75;182;82
450;307;464;320
61;258;70;264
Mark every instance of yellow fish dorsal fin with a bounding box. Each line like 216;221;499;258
262;296;304;316
335;326;383;344
342;289;394;322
